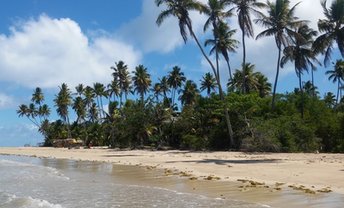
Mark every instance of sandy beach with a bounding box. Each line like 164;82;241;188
1;147;344;195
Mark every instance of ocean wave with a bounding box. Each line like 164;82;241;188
0;193;63;208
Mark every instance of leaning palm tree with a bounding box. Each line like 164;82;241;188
255;0;303;109
156;0;234;146
200;72;217;96
281;24;320;118
313;0;344;67
179;80;200;106
54;83;72;137
133;65;152;103
167;66;186;108
326;59;344;104
228;0;266;93
205;21;239;82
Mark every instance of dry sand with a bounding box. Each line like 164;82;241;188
1;147;344;195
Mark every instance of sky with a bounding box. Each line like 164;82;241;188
0;0;340;146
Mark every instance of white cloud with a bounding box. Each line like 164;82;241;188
0;15;142;89
0;93;15;109
118;0;208;53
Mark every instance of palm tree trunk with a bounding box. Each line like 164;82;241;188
337;80;340;104
311;68;315;97
272;46;282;110
298;70;304;119
187;23;234;147
226;59;233;83
242;31;246;94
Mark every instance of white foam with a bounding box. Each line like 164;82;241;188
0;193;63;208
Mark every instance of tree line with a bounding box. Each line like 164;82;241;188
18;0;344;152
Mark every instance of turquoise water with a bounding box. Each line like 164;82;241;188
0;155;266;208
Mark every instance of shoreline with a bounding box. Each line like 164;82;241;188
1;147;344;195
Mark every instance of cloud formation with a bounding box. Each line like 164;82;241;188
0;93;15;109
0;15;142;89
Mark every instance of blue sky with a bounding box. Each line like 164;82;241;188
0;0;340;146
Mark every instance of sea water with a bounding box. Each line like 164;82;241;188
0;155;267;208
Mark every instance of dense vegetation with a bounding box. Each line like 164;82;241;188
18;0;344;152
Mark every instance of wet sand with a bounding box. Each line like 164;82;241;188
1;147;344;207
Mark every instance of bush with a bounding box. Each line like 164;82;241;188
180;134;207;151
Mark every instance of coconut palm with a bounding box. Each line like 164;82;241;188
107;79;120;103
281;24;320;118
54;83;72;137
156;0;234;146
255;0;303;109
75;84;84;97
38;104;50;120
31;87;44;106
326;59;344;103
179;80;200;106
228;63;259;93
323;92;336;108
255;72;271;98
111;60;131;106
167;66;186;107
152;83;163;102
93;82;108;119
313;0;344;66
228;0;266;92
200;72;217;96
133;65;152;104
205;21;239;82
73;96;86;124
203;0;232;81
17;104;39;127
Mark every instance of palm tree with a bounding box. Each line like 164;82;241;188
326;59;344;103
200;72;217;96
323;92;336;108
313;0;344;66
31;87;44;106
255;0;303;109
111;60;131;107
93;82;107;119
17;104;40;127
167;66;186;107
203;0;232;82
228;0;266;92
205;21;239;82
228;63;258;93
73;96;86;124
54;83;72;137
255;72;271;98
107;79;120;103
179;80;200;106
75;84;84;96
152;83;163;102
281;24;319;118
156;0;234;146
133;65;152;104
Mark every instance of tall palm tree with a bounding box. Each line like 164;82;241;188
167;66;186;107
156;0;234;146
255;0;303;109
313;0;344;66
73;96;86;124
31;87;44;106
75;84;84;97
326;59;344;103
107;79;120;103
200;72;217;96
203;0;232;82
205;21;239;82
179;80;200;106
54;83;72;137
228;0;266;93
281;24;319;118
159;76;170;99
93;82;107;119
133;65;152;103
111;60;131;107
